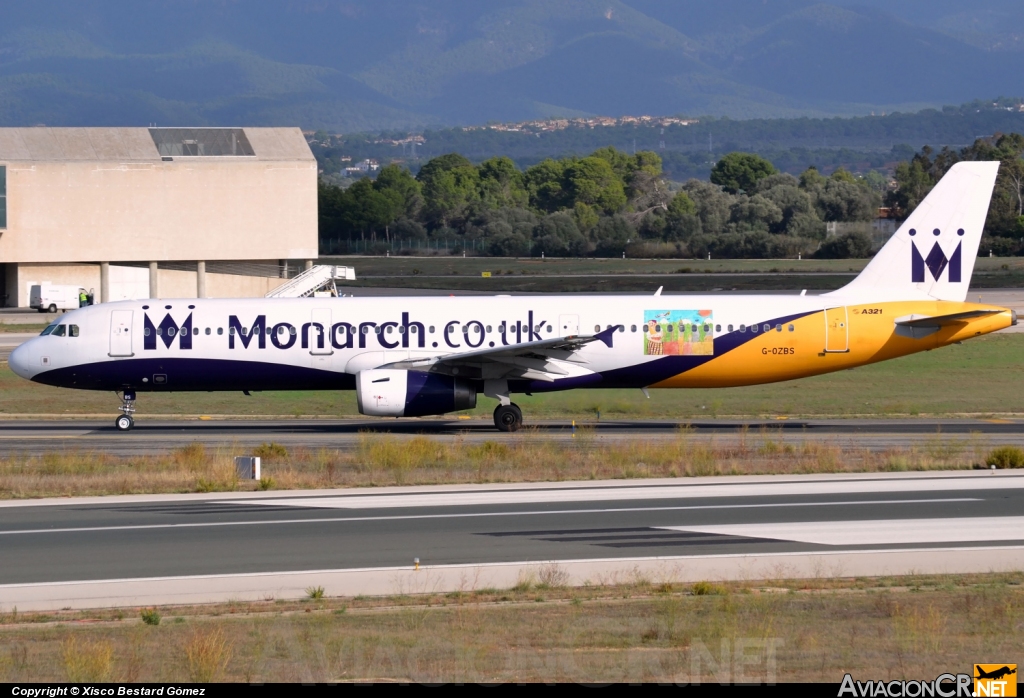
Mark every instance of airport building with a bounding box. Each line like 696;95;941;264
0;127;318;307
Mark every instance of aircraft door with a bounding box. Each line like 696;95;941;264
559;314;579;337
109;310;134;357
310;308;332;369
824;306;849;353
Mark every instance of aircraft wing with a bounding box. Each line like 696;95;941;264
895;309;1003;328
380;326;617;382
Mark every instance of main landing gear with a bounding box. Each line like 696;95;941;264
493;403;523;432
115;390;136;431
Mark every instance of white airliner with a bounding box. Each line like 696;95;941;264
9;162;1016;432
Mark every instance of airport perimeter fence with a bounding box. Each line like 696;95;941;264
320;238;489;256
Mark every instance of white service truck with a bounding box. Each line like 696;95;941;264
29;284;89;313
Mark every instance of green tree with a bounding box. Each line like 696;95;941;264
564;157;627;214
374;164;422;219
525;158;570;213
417;154;480;228
478;156;528;209
710;153;778;194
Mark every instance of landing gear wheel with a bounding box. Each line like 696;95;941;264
493;403;523;432
115;415;133;431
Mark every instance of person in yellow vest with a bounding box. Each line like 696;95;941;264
79;289;88;307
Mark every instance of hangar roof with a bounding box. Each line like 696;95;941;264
0;127;313;162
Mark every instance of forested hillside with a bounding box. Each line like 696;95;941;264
318;135;1024;260
312;101;1024;181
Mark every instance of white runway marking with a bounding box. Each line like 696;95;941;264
0;499;975;536
224;477;1019;509
659;516;1024;546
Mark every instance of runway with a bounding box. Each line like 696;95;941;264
1;471;1022;610
0;416;1023;454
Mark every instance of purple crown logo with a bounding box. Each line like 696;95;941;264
910;228;963;283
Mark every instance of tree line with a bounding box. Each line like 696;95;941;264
318;147;887;259
886;133;1024;255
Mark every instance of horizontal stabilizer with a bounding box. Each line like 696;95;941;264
895;309;1002;328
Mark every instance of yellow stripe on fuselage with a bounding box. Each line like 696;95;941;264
651;302;1014;389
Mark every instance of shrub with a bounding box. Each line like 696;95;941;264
141;608;161;626
62;637;113;682
183;628;231;682
691;581;727;596
306;586;325;600
253;442;288;460
986;446;1024;469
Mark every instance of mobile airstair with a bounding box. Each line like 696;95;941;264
264;265;356;298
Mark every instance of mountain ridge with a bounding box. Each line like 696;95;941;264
0;1;1019;131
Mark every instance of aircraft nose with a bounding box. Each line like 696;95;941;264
8;341;35;379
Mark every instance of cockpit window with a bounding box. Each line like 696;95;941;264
51;325;67;337
40;321;59;336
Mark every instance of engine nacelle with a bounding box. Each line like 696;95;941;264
356;369;477;417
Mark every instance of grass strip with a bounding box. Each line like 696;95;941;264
0;427;1004;499
1;572;1020;682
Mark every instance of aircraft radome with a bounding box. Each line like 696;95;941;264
9;162;1015;432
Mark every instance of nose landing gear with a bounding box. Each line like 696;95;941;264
115;390;136;431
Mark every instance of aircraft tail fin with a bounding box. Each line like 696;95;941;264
825;161;1000;303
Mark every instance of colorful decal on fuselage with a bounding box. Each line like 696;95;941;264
643;310;714;356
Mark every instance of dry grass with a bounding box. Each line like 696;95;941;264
0;430;997;499
1;573;1021;683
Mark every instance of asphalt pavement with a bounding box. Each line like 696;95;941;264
0;417;1021;455
0;471;1020;609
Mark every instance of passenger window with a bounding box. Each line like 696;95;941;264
546;325;552;333
727;324;733;332
655;325;661;332
631;325;637;332
739;325;746;332
289;327;296;336
229;327;235;335
775;324;782;332
788;324;795;332
594;325;600;332
218;328;224;335
375;326;382;334
429;326;435;333
763;324;770;332
69;325;79;337
144;327;151;337
52;325;66;337
386;326;393;334
703;324;710;333
205;327;211;335
751;325;758;334
157;328;164;336
486;325;492;333
714;324;720;332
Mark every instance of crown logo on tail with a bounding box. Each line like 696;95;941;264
911;228;963;283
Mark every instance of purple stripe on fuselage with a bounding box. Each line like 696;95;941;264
31;357;356;392
514;310;818;392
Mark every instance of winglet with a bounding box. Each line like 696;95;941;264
594;326;616;348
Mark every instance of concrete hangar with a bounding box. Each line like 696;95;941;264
0;127;318;307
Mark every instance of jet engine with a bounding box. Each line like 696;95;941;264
356;369;477;417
